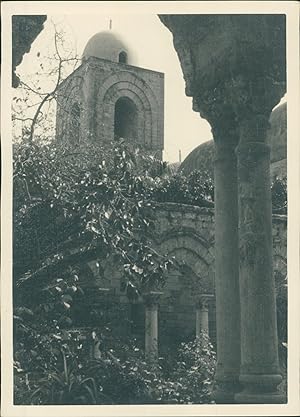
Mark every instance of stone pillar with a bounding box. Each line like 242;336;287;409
211;123;241;403
234;97;285;403
158;13;286;405
195;294;213;337
143;292;162;363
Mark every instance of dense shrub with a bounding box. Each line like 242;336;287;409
149;170;287;214
149;169;214;208
13;139;172;403
14;329;216;405
157;333;216;404
271;176;287;214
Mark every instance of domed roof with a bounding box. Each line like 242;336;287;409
180;103;287;177
82;31;131;64
180;140;215;177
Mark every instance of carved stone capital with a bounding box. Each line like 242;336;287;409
142;291;163;308
196;75;285;147
223;76;286;144
196;294;214;310
159;15;286;148
225;76;285;119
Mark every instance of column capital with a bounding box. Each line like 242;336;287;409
195;88;239;148
225;76;285;118
142;291;163;308
195;293;214;310
159;14;286;147
195;75;285;146
224;76;286;144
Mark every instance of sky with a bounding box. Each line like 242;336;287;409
18;13;213;163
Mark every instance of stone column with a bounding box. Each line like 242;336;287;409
234;92;285;403
158;12;286;405
143;292;162;363
211;123;241;403
195;294;213;337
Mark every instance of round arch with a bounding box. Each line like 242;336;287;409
156;240;215;344
96;72;161;150
100;87;151;146
158;233;214;266
156;228;215;294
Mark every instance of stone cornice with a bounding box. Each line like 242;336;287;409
151;201;286;223
152;201;214;216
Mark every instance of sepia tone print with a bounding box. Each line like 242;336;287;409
7;7;292;412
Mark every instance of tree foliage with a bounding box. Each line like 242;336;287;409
15;328;216;405
271;176;287;214
12;18;287;404
13;136;176;402
150;169;214;208
14;137;173;300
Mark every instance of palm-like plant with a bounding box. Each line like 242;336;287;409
30;350;98;404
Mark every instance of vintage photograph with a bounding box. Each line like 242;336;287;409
2;1;300;416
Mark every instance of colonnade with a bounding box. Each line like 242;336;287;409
95;289;213;363
143;291;213;362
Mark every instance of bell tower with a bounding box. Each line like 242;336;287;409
56;31;164;159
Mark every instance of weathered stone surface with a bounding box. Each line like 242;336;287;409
79;200;286;355
12;15;47;87
56;54;164;158
180;103;287;180
159;15;286;120
143;291;163;362
159;13;286;404
213;139;241;403
195;294;214;336
235;141;284;403
85;199;286;347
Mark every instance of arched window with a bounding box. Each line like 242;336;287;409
70;103;80;144
114;97;138;141
118;51;127;64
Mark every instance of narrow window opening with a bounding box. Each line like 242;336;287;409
119;51;127;64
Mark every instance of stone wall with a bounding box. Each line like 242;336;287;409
56;57;164;158
153;203;215;345
81;203;287;348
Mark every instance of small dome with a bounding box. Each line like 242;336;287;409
180;140;215;177
82;31;131;64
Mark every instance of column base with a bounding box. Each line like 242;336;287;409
212;380;242;404
235;391;286;404
235;373;286;404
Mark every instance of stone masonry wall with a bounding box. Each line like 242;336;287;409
56;57;164;158
83;203;287;349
